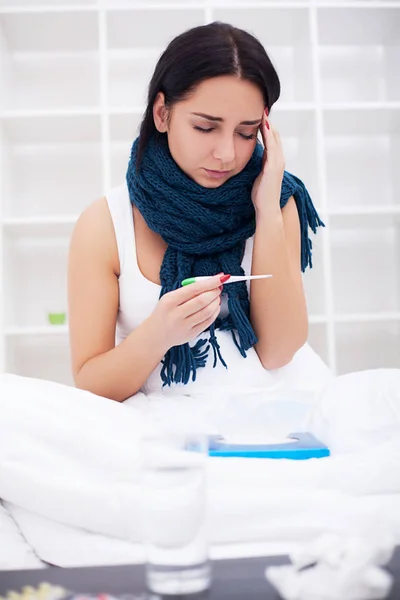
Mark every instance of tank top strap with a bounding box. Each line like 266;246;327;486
105;182;137;276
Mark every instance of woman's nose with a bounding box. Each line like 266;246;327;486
213;135;235;165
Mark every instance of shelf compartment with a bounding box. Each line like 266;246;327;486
270;108;320;205
302;233;327;317
106;9;204;107
106;9;204;49
330;213;400;315
307;322;329;366
2;215;77;237
6;336;74;387
105;0;204;7
5;325;69;336
212;7;314;103
0;11;99;110
318;7;400;103
109;111;142;187
324;108;400;209
335;320;400;374
335;312;400;323
108;48;162;109
0;52;100;110
3;236;69;329
0;1;95;7
0;114;102;218
328;206;400;217
0;10;98;51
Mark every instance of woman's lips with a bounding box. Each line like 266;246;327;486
204;168;231;179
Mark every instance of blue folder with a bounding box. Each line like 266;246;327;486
208;432;330;460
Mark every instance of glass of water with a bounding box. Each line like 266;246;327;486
140;432;211;596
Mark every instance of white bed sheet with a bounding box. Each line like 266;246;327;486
0;501;44;571
5;492;400;569
1;364;400;570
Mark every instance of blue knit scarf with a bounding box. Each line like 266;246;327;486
126;134;324;386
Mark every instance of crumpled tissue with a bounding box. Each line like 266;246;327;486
265;532;395;600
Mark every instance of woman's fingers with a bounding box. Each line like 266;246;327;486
189;296;221;336
180;288;221;320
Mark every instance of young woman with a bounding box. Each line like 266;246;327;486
68;21;325;402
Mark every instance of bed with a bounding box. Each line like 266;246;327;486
1;356;400;570
0;501;44;570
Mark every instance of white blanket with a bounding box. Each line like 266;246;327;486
0;501;44;570
1;364;400;568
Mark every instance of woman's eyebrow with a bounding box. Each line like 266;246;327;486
191;112;261;125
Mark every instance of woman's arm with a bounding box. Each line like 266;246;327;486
250;195;308;370
67;198;168;402
68;199;224;400
250;109;308;369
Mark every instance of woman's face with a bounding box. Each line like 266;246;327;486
153;76;265;188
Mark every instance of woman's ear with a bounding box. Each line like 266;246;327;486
153;92;169;133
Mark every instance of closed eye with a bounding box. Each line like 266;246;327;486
194;126;214;133
194;126;256;141
239;132;257;140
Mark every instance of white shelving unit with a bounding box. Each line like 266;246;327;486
0;0;399;386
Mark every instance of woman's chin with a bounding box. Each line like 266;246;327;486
194;170;233;188
200;179;226;188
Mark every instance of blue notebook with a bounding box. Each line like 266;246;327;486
208;432;330;460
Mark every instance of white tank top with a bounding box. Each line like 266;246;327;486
106;182;253;338
106;183;331;396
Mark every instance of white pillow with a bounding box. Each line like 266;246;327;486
306;369;400;453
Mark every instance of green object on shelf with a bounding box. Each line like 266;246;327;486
48;312;66;325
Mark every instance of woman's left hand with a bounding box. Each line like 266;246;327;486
251;108;286;214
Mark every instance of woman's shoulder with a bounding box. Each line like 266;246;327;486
77;182;129;226
70;196;120;275
75;196;111;234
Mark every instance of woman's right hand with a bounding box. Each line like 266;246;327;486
150;274;225;349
